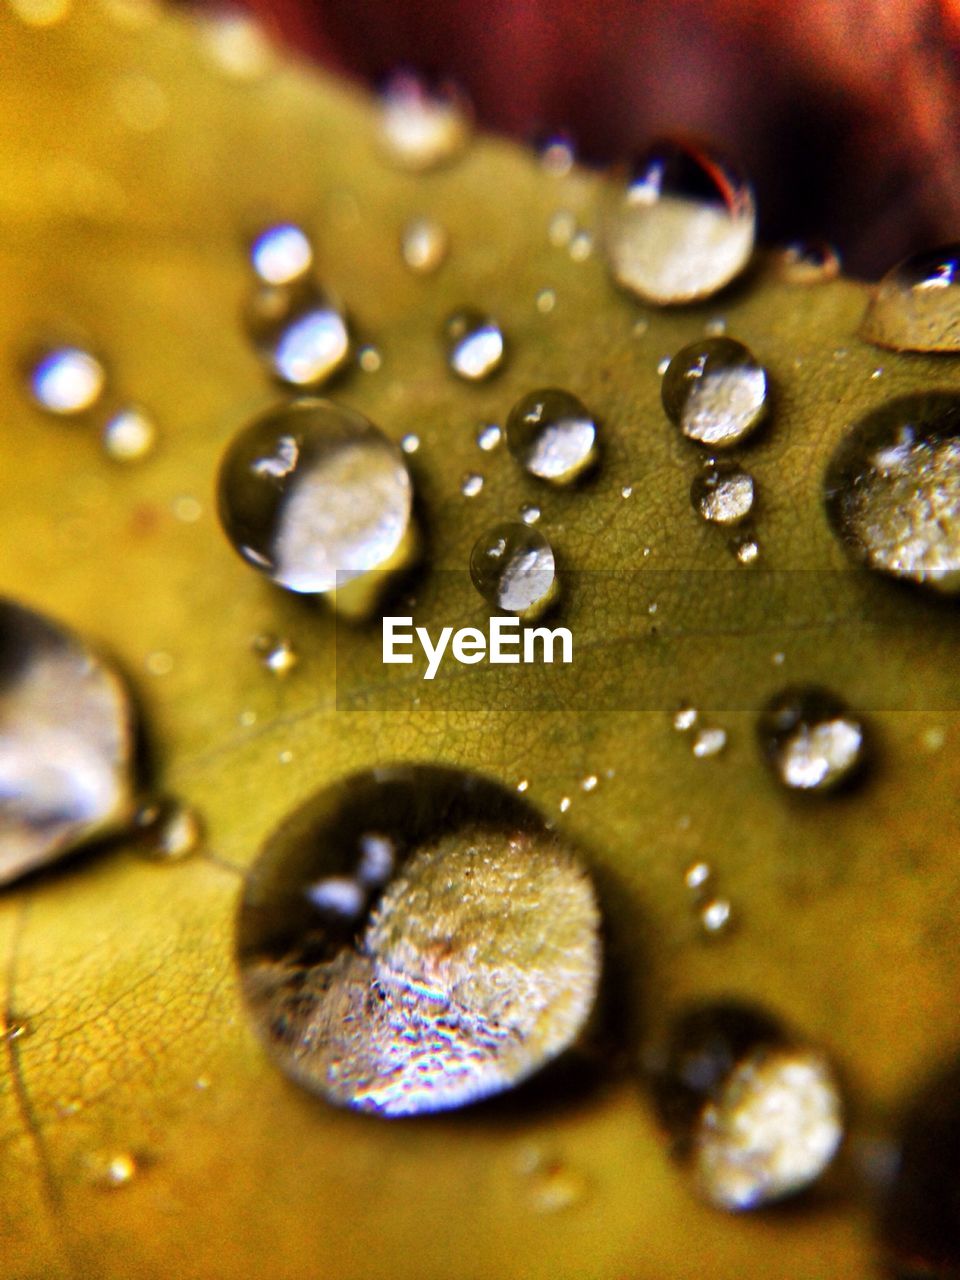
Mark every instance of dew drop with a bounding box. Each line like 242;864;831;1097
90;1151;137;1189
548;210;577;249
558;796;572;814
691;462;755;525
252;634;299;677
568;230;594;262
526;1159;588;1213
621;485;633;499
445;310;505;382
400;216;449;275
249;224;313;287
692;727;727;758
580;774;598;793
604;139;755;305
861;244;960;352
775;240;841;285
377;71;472;172
476;423;502;452
2;1013;33;1042
650;1001;843;1211
673;704;698;732
824;392;960;591
217;398;414;597
506;389;598;485
470;522;558;620
735;539;759;565
28;346;106;416
758;686;866;793
0;598;135;886
537;131;576;176
244;281;350;389
400;433;420;454
700;897;733;935
704;317;727;337
516;778;529;792
101;405;157;463
662;338;768;449
136;798;203;862
235;765;601;1116
461;472;484;498
536;288;556;314
520;504;541;525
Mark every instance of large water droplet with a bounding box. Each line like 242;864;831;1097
400;216;449;275
861;244;960;352
28;345;106;416
506;389;598;485
758;686;866;793
662;338;769;448
236;765;601;1116
650;1001;843;1211
824;392;960;591
470;522;558;620
691;462;755;525
217;398;414;596
445;310;505;382
604;139;755;305
249;223;313;286
377;71;472;172
0;598;136;885
244;281;350;389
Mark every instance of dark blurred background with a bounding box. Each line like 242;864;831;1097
216;0;960;279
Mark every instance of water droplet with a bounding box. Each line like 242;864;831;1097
548;210;577;249
824;392;960;591
568;230;594;262
0;598;135;886
558;796;572;814
516;779;529;793
28;346;106;416
236;765;601;1116
662;338;769;449
605;139;755;305
199;9;274;80
621;485;633;499
137;798;202;862
245;281;350;389
526;1159;588;1213
673;704;698;731
536;288;557;314
684;860;711;892
445;310;505;382
506;389;598;485
700;898;733;935
704;317;727;337
358;345;382;373
400;216;449;275
400;433;420;454
217;399;414;596
252;634;299;677
861;244;960;352
250;224;313;287
921;725;946;753
758;686;866;793
101;405;157;463
470;522;558;620
691;462;755;525
2;1013;33;1042
377;71;471;172
537;131;576;176
461;472;484;498
775;240;841;285
870;367;884;380
692;727;727;758
520;504;541;525
89;1150;137;1189
476;423;502;452
172;495;202;523
650;1001;843;1211
735;539;759;565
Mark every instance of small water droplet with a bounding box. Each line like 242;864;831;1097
691;462;755;525
536;288;557;314
2;1013;33;1042
656;356;671;377
90;1151;137;1189
674;704;698;732
239;709;257;728
662;338;768;449
244;281;350;389
632;317;650;337
358;345;382;373
684;860;711;891
558;795;571;813
537;131;576;176
0;599;135;886
145;650;173;676
735;539;759;565
217;399;415;597
824;392;960;591
758;686;866;793
870;366;884;380
400;433;420;454
252;634;299;677
137;798;203;862
470;522;557;620
548;210;577;248
377;71;471;172
580;775;598;793
516;779;529;793
692;727;727;758
476;423;502;452
704;317;727;337
605;139;755;305
445;310;505;382
172;494;202;523
102;405;157;463
28;346;106;416
775;240;841;285
236;765;601;1115
520;504;541;525
400;216;449;275
526;1159;588;1213
250;224;313;287
650;1001;843;1211
506;389;598;485
700;898;733;935
461;472;484;498
862;243;960;352
568;230;594;262
621;485;633;499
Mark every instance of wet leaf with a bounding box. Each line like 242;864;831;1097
1;6;959;1278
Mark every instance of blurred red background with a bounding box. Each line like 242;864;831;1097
226;0;960;278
